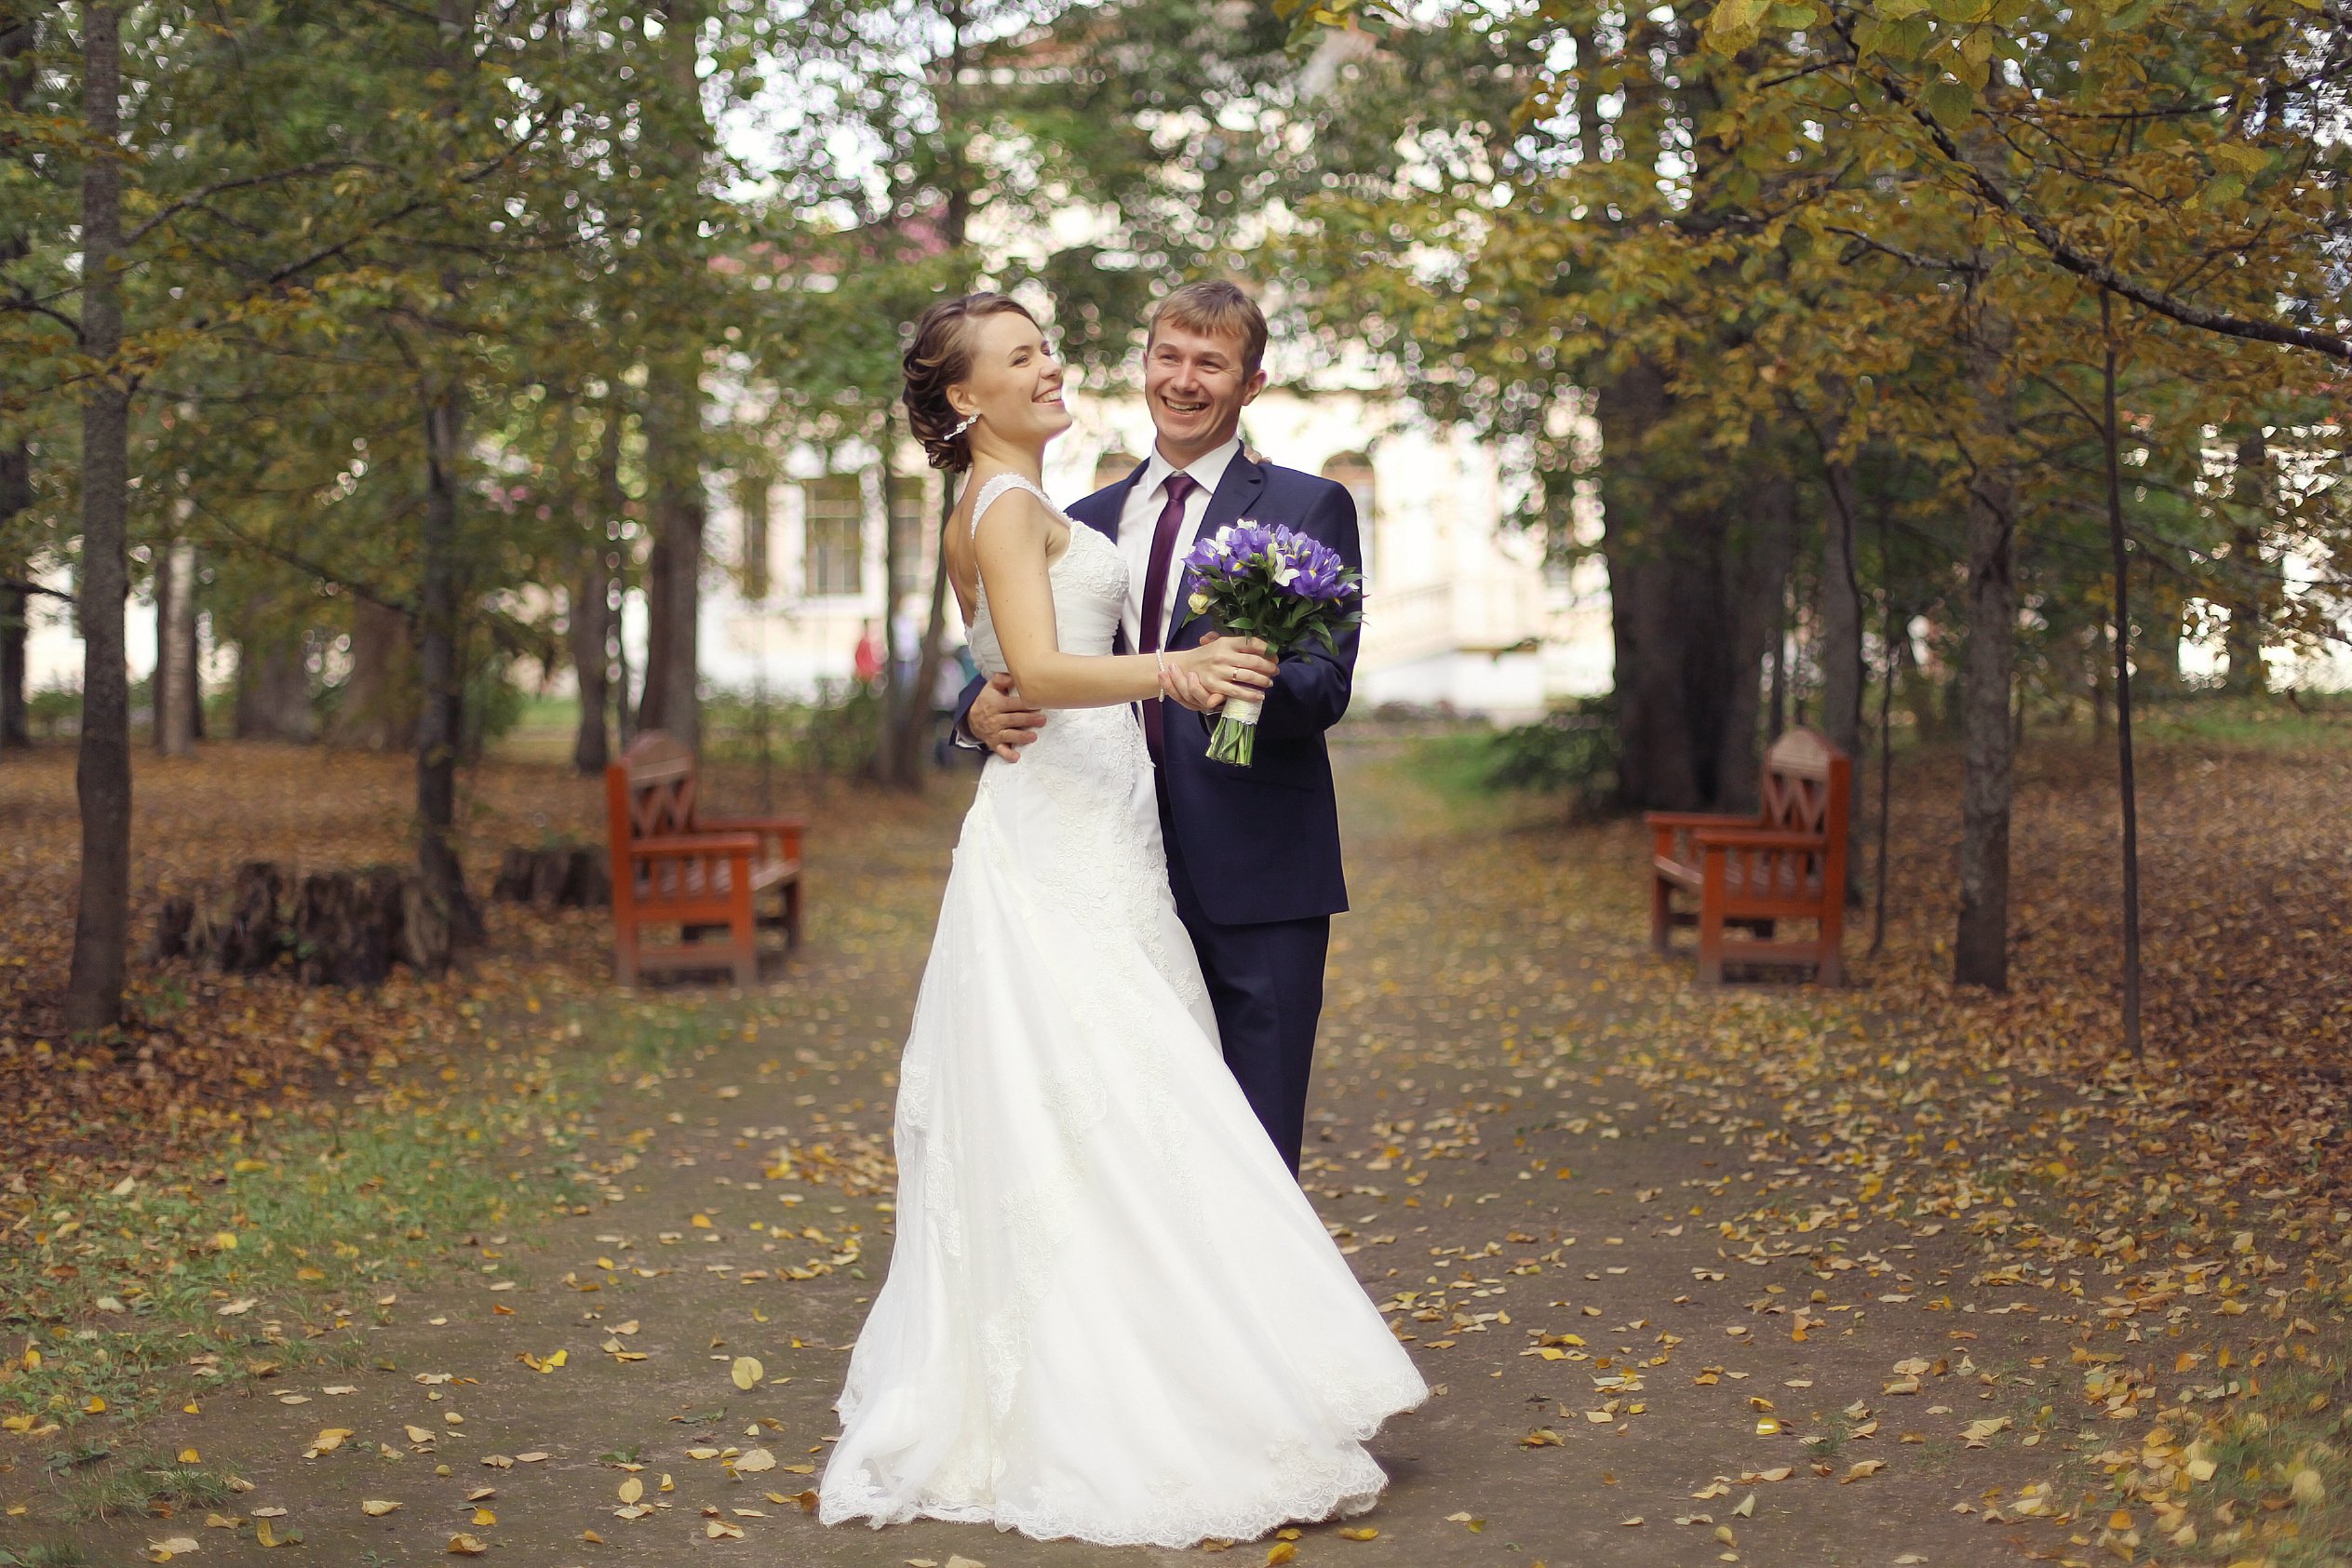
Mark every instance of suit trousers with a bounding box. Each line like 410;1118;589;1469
1160;793;1330;1174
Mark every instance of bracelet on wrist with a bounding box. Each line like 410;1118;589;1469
1154;650;1169;697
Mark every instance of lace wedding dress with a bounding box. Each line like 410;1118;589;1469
818;474;1426;1548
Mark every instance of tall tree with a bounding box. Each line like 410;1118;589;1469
1951;286;2017;992
2221;425;2272;694
64;0;128;1031
569;396;624;775
0;3;34;757
633;0;715;752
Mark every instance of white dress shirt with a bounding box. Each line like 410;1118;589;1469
1115;434;1242;652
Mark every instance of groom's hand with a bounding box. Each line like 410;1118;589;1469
968;673;1046;762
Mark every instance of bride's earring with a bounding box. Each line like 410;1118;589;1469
948;412;977;438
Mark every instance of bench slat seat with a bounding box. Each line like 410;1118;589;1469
1645;728;1849;985
606;731;805;985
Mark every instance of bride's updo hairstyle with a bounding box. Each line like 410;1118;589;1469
903;291;1041;473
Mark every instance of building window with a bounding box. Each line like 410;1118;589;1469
888;474;929;595
802;476;864;598
1094;451;1141;492
737;476;772;600
1321;451;1375;579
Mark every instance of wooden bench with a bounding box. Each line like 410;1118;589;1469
1646;727;1850;985
605;730;804;985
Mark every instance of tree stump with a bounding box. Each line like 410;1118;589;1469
294;866;403;988
148;863;450;986
492;844;610;908
148;895;196;962
493;847;537;903
217;862;288;972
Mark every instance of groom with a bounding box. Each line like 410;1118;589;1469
956;279;1361;1175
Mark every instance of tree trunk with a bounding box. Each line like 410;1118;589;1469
2102;292;2143;1054
2222;424;2269;694
1597;361;1791;811
636;0;708;752
637;370;703;750
0;575;23;752
571;401;622;773
0;7;34;757
233;611;316;740
181;555;203;741
410;0;480;948
1819;451;1865;903
614;581;637;748
638;527;673;734
155;538;195;756
417;385;480;946
331;594;416;749
1869;543;1902;959
570;564;612;773
1953;295;2018;992
2136;567;2183;692
66;0;130;1034
2089;619;2111;741
0;449;27;754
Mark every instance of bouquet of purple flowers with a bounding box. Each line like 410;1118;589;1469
1178;521;1364;767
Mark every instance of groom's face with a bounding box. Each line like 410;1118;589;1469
1143;320;1266;462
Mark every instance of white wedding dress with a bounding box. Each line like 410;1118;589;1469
818;474;1426;1548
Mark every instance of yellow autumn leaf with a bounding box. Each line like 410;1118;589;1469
361;1500;400;1516
731;1355;764;1389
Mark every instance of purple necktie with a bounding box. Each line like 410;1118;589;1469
1138;471;1199;763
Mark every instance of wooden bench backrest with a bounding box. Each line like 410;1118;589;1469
610;730;699;848
1758;727;1844;837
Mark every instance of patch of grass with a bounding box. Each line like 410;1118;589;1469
0;996;707;1436
2124;690;2352;751
2060;1349;2352;1566
57;1449;233;1521
0;1542;96;1568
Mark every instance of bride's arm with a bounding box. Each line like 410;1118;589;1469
975;489;1271;710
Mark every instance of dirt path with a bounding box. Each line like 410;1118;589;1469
40;744;2156;1566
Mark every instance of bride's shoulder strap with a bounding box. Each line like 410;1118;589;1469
968;473;1053;540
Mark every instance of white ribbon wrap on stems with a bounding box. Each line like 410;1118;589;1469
1221;695;1263;729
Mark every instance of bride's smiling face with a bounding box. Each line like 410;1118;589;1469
949;312;1072;450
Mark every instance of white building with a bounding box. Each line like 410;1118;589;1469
698;378;1614;723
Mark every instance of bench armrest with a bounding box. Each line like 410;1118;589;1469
698;815;808;834
1694;827;1825;850
1644;811;1760;830
628;833;759;857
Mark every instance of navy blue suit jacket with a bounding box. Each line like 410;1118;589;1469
955;451;1360;926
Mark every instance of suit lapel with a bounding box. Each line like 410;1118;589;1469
1166;453;1267;647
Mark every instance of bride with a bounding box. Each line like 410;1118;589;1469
816;292;1427;1549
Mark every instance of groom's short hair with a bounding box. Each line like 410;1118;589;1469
1149;280;1268;377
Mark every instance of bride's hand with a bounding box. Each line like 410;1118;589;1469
1161;659;1225;714
1170;636;1277;705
